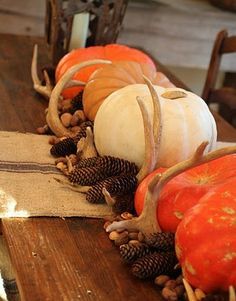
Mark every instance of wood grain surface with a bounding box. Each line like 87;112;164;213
0;33;235;301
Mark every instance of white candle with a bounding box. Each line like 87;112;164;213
69;12;89;50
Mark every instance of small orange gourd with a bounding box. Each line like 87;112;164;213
83;60;174;120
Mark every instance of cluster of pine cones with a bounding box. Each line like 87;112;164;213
49;97;139;213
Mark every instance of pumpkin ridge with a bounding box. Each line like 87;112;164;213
87;77;131;87
90;63;137;84
114;61;145;83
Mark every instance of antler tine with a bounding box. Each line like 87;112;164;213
47;59;112;137
182;278;197;301
229;286;236;301
31;44;52;99
143;75;162;169
136;96;156;183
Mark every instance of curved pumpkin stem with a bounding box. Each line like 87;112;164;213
47;59;112;137
136;76;162;183
106;142;236;235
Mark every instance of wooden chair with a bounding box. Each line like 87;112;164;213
202;29;236;126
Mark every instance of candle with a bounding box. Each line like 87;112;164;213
69;12;89;50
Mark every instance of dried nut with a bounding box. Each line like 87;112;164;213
56;162;68;174
154;275;170;287
109;231;120;241
194;288;206;300
174;285;185;297
138;232;145;242
61;99;72;112
61;113;73;127
121;212;133;220
128;232;139;240
162;287;178;301
48;136;59;145
114;232;129;246
36;126;46;134
71;126;81;133
69;154;77;165
70;113;80;127
103;221;111;230
75;110;86;123
128;240;140;246
55;157;67;164
165;280;177;289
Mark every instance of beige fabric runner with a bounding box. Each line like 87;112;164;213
0;131;113;218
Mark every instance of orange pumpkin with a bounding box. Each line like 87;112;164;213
83;60;175;120
134;154;236;232
55;44;156;99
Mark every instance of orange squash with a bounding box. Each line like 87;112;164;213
134;154;236;232
83;61;175;120
55;44;156;99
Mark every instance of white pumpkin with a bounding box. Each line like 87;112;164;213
94;84;217;168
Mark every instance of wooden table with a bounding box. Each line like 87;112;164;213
0;34;235;301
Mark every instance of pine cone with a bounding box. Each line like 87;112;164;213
131;252;177;279
86;177;113;204
70;91;83;113
202;294;228;301
112;193;135;214
120;242;151;263
73;121;94;143
50;138;77;157
104;175;137;195
98;156;138;177
143;232;175;252
76;157;101;168
68;166;106;186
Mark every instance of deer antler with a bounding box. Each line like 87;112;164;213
31;44;53;99
136;76;162;183
106;142;236;235
46;59;112;137
103;78;162;209
31;44;87;100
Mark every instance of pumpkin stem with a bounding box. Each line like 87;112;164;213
47;59;112;137
31;44;53;99
106;142;236;235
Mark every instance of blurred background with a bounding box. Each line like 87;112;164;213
0;0;236;95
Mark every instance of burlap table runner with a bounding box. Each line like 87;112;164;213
0;131;234;218
0;131;113;218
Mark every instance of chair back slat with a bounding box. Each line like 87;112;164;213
221;36;236;54
202;29;236;126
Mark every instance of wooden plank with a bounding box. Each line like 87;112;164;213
0;34;49;132
67;218;162;300
2;218;109;301
2;217;162;301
